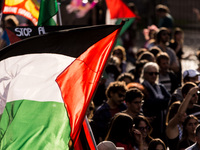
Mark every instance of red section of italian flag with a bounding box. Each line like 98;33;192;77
105;0;136;19
56;29;121;147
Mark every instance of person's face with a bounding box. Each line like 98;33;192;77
127;97;143;114
149;30;156;39
159;58;169;72
175;32;183;41
144;66;159;84
113;50;123;61
110;91;126;106
185;118;199;136
189;76;199;83
190;92;198;105
160;31;170;44
156;144;164;150
138;120;149;138
159;59;169;71
156;11;165;18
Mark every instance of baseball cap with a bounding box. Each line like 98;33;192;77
183;69;200;79
97;141;124;150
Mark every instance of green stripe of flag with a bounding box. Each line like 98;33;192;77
115;18;135;46
0;100;71;150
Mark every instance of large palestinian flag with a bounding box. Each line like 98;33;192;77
0;24;122;149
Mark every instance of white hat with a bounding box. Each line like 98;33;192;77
97;141;124;150
183;69;200;79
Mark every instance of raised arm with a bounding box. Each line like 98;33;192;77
166;86;199;139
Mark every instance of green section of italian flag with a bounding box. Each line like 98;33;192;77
0;100;71;150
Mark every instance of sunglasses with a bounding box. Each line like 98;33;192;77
138;126;150;131
147;72;159;76
118;93;126;98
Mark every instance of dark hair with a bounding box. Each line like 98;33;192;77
105;113;133;144
137;51;155;62
117;73;135;83
133;115;153;144
135;60;149;74
134;59;148;78
170;27;184;44
112;45;126;61
125;88;144;103
105;56;121;80
105;81;127;98
166;101;181;126
182;115;198;139
156;52;170;65
136;48;148;58
156;4;170;13
149;46;162;57
173;27;183;37
148;138;166;150
181;82;196;96
156;27;169;43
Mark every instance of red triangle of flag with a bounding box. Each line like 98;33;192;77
56;28;121;147
105;0;136;19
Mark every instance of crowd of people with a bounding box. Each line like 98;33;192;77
88;4;200;150
0;2;200;150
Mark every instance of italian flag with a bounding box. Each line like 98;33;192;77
0;24;122;149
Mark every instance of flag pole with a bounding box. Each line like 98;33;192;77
57;2;62;26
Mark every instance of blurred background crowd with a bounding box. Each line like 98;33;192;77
1;0;200;149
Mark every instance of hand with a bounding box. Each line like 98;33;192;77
132;128;143;145
132;128;144;150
